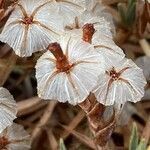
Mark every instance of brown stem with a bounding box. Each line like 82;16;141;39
47;43;72;72
79;94;116;147
82;23;95;43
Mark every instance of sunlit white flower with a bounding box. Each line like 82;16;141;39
0;87;17;133
94;58;146;106
0;0;64;57
36;35;104;105
0;123;31;150
64;10;125;63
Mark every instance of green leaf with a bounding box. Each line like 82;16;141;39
126;2;136;26
118;3;127;25
128;0;136;7
118;0;137;27
59;138;67;150
129;123;139;150
136;139;147;150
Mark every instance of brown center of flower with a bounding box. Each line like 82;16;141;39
22;16;33;25
107;67;130;81
107;68;120;81
0;136;9;149
47;43;73;72
82;23;95;43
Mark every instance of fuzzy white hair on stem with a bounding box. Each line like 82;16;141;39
94;58;147;106
0;87;17;133
0;0;64;57
35;34;104;105
0;123;31;150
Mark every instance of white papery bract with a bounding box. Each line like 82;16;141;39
64;10;125;63
36;35;104;105
0;0;64;57
94;58;146;106
0;87;17;133
63;0;116;38
0;123;31;150
93;35;125;64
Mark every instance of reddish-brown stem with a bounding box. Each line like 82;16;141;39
82;23;95;43
47;43;72;72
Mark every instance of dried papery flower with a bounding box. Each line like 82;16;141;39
0;87;17;133
0;0;64;57
65;11;113;39
94;58;147;106
0;123;31;150
36;35;104;105
64;11;125;63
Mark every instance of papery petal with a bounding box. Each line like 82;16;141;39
93;34;125;63
65;10;113;39
0;88;17;133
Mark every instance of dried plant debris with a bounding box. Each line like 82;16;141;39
137;0;150;36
